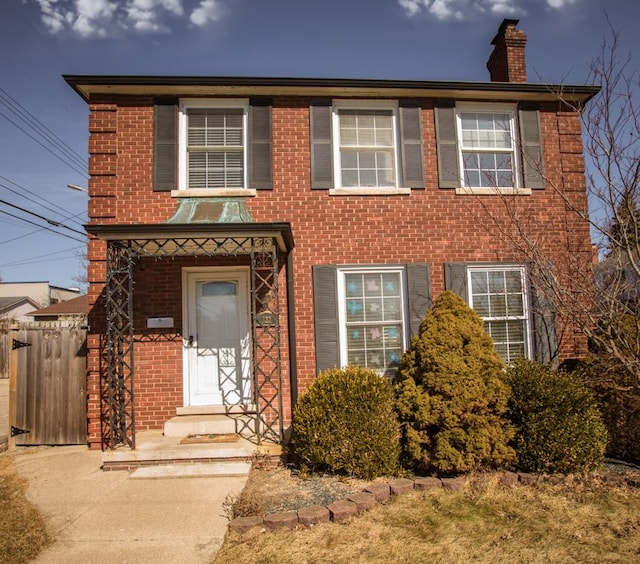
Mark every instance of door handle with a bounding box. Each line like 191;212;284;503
188;335;194;347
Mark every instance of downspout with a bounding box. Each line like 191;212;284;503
286;250;298;412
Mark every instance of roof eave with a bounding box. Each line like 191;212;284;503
63;75;600;105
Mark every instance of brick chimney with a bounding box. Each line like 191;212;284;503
487;19;528;83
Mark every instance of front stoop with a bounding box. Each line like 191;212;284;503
130;461;251;479
101;429;251;472
163;413;256;438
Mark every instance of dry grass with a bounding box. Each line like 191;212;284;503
215;472;640;564
0;453;51;564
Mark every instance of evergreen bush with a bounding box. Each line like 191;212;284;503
505;359;608;474
288;365;400;480
394;290;515;474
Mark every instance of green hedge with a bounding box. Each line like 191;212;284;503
288;365;401;480
504;360;608;474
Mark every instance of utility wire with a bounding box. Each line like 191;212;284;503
0;176;86;228
0;208;86;244
0;199;87;236
2;246;84;268
0;110;88;178
0;88;86;170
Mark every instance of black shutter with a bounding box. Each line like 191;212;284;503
406;263;431;338
444;262;469;301
531;286;558;364
310;99;333;189
154;103;177;192
399;100;425;189
434;102;460;189
313;265;339;372
519;107;545;190
249;98;273;190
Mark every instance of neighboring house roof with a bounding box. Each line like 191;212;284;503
0;296;40;314
30;295;89;318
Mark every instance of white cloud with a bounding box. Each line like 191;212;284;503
34;0;223;38
190;0;221;26
397;0;580;21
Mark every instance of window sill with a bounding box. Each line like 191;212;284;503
172;189;257;198
454;187;532;196
329;187;412;196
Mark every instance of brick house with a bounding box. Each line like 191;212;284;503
65;19;598;450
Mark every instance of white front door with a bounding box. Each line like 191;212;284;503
184;269;252;407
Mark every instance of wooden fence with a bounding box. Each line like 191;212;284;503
7;323;87;445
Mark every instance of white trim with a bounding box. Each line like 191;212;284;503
172;188;257;198
181;266;251;407
329;187;411;196
331;99;400;190
178;98;249;192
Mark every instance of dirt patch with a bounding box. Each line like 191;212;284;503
227;462;372;518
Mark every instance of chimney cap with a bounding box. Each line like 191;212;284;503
491;19;520;45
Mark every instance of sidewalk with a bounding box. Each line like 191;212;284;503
12;445;247;563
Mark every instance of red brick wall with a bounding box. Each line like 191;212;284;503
84;94;592;447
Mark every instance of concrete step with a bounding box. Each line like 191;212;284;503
163;414;255;437
130;461;251;479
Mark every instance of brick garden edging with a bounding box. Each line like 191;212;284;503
228;470;640;534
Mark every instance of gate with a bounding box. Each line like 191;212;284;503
10;325;87;445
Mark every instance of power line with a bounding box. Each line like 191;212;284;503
0;209;86;244
1;246;84;268
0;176;86;228
0;199;87;236
0;109;88;178
0;88;87;170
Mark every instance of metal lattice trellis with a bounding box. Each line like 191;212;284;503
99;230;288;449
104;242;136;449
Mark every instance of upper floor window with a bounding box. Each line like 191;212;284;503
179;99;248;191
435;102;544;193
333;103;399;189
457;107;518;189
310;99;424;193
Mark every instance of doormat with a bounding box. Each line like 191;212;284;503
180;433;241;444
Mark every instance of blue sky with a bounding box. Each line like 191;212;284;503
0;0;638;289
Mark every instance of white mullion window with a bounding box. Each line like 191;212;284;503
457;104;518;190
468;266;531;362
333;101;399;189
338;267;406;376
180;99;248;190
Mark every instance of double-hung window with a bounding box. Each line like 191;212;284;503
337;267;406;376
467;266;531;362
332;101;399;189
457;104;518;190
179;99;248;190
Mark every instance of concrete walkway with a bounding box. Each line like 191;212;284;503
12;446;247;563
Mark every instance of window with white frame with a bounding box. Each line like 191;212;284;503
333;102;399;188
180;100;247;190
467;266;531;363
338;268;406;375
457;104;518;190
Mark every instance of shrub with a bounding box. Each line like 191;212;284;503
504;360;608;474
288;365;401;480
576;354;640;464
394;290;515;474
